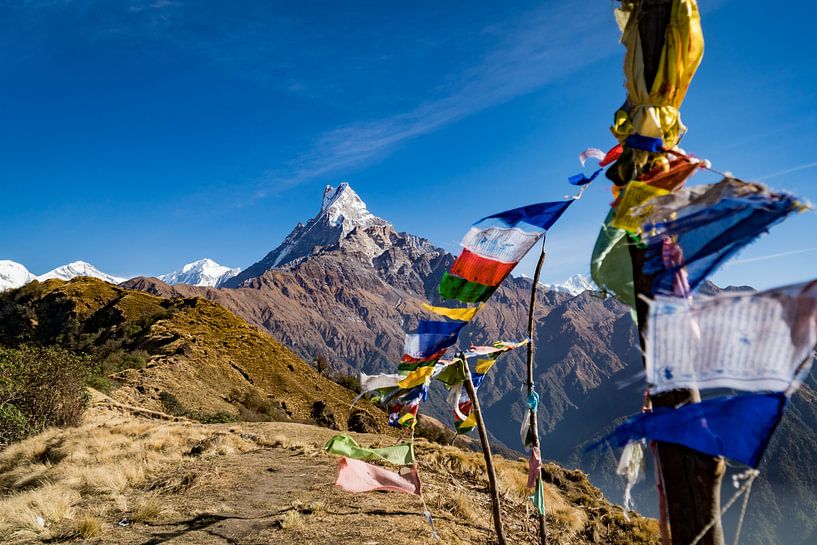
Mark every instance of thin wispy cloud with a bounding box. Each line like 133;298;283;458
725;246;817;266
249;1;617;200
757;160;817;181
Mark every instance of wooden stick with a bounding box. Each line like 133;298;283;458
526;236;548;545
460;355;507;545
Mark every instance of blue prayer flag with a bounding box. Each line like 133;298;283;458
641;180;801;296
625;133;664;153
603;393;786;468
568;168;603;186
478;200;573;231
403;320;465;359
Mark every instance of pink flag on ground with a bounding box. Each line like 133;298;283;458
335;456;422;496
527;447;542;489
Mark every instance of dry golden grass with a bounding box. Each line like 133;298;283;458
73;515;103;539
280;510;304;530
131;497;163;523
0;393;264;542
445;489;480;522
419;443;486;481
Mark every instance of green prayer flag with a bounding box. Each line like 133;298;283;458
324;434;415;466
438;272;497;303
590;209;635;310
434;362;467;386
529;478;545;516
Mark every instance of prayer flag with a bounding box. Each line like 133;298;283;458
398;366;436;389
477;200;573;231
530;479;545;516
422;303;481;322
460;226;542;263
439;272;497;303
606;393;787;468
324;435;415;466
625;133;663;153
359;372;400;394
611;181;670;233
444;341;528;434
450;248;516;287
640;179;802;296
402;320;465;361
335;457;422;496
590;209;636;309
527;447;542;489
647;280;817;393
442;200;572;304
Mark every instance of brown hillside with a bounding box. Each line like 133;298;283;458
0;277;385;432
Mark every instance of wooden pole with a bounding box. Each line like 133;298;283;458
460;355;507;545
629;3;725;544
526;237;548;545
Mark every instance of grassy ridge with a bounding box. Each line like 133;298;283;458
0;277;386;435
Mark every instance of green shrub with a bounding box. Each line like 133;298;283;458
0;345;91;446
194;411;236;424
159;391;186;416
0;404;29;445
333;373;361;394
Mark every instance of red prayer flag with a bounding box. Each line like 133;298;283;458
450;248;515;287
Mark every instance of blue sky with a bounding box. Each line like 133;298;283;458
1;0;816;289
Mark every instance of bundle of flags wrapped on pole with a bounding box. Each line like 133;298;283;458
582;1;816;541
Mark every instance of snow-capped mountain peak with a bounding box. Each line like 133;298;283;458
544;273;596;296
159;258;240;287
0;260;36;292
319;182;382;233
224;182;393;286
37;261;126;285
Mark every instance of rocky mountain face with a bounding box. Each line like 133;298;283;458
123;184;816;545
223;183;392;287
159;257;240;287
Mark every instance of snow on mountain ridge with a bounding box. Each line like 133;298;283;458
0;260;36;292
37;261;126;284
223;182;398;286
319;182;382;232
159;258;240;287
262;183;388;269
544;273;596;296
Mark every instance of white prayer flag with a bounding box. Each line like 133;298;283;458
646;280;817;393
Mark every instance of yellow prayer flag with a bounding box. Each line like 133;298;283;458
460;411;477;430
475;357;497;374
611;181;670;233
422;303;481;322
398;366;435;389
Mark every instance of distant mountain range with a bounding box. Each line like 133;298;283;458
1;184;589;294
0;260;124;290
0;257;242;291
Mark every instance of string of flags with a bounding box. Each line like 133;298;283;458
331;197;577;538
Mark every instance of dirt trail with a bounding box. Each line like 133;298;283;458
1;396;658;545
